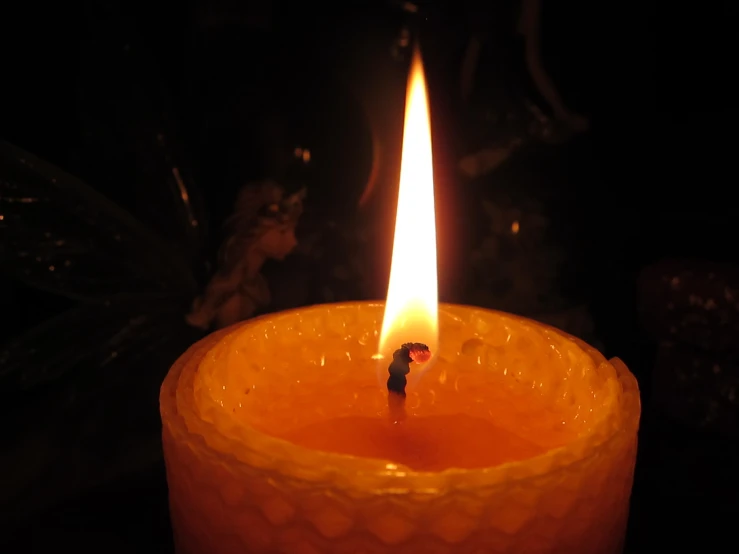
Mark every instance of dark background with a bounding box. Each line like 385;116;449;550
1;0;738;552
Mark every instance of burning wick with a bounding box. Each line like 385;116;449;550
387;342;431;423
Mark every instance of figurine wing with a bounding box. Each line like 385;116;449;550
0;292;191;388
0;293;195;527
0;141;197;300
74;9;208;267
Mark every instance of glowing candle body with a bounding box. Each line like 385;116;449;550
160;302;640;554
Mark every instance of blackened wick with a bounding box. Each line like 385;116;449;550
387;342;431;396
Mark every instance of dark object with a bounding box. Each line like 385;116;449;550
638;259;739;354
652;341;739;437
638;259;739;437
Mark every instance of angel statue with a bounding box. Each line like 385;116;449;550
186;182;305;330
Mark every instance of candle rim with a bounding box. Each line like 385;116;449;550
161;302;640;491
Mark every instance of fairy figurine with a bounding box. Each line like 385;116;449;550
186;182;305;330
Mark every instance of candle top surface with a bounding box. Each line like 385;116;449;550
281;413;548;472
163;302;639;489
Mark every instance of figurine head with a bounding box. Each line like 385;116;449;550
223;181;306;264
258;223;299;260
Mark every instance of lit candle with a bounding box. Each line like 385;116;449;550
161;50;640;554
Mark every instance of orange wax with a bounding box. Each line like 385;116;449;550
161;303;640;554
284;414;546;471
246;336;578;471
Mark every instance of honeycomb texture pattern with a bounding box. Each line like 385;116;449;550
161;303;640;554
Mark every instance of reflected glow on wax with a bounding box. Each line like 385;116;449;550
379;48;439;367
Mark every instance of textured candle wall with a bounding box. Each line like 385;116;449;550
161;302;640;554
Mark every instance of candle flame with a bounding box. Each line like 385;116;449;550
379;48;438;360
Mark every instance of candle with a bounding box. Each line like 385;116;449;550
161;50;640;554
